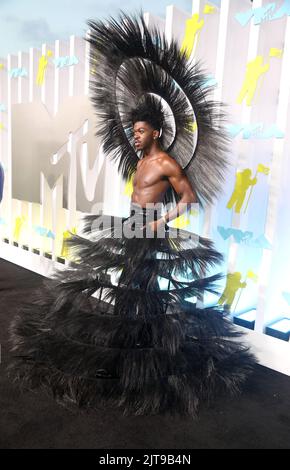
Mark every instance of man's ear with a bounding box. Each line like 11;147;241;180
153;130;159;140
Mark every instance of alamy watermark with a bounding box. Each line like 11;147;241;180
88;202;201;245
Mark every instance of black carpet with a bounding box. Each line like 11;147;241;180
1;257;290;449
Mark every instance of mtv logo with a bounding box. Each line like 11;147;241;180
12;96;107;213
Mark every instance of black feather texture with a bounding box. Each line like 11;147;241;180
9;205;256;417
86;10;232;206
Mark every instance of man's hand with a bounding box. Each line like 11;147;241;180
143;218;165;233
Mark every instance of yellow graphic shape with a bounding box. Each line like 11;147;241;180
61;227;77;259
236;55;270;106
247;270;258;282
269;48;283;58
189;207;198;217
226;168;257;214
204;4;216;14
171;213;190;229
36;50;53;86
124;174;135;197
257;163;270;175
180;14;204;59
13;215;27;242
243;163;270;213
0;122;3;130
218;272;247;309
0;63;4;70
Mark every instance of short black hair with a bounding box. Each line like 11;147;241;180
131;95;164;132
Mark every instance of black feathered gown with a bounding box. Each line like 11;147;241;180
9;203;255;417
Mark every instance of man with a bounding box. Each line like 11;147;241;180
111;101;199;316
9;14;255;419
131;108;197;232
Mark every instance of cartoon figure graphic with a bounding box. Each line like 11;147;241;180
204;4;216;15
237;55;269;106
13;216;27;242
218;272;247;310
269;47;283;58
36;50;53;86
180;14;204;59
61;227;77;259
227;169;257;213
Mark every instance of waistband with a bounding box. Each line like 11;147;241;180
129;202;163;217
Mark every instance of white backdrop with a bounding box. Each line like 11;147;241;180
1;0;290;374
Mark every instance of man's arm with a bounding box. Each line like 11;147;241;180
160;156;197;225
147;157;197;232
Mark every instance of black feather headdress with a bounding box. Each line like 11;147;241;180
86;11;231;206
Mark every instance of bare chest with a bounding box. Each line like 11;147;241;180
133;159;166;188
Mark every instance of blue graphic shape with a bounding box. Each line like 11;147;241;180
226;125;244;138
253;4;276;25
252;234;272;250
217;226;254;243
282;291;290;305
235;9;254;26
259;125;284;139
235;3;276;26
54;56;79;68
9;68;28;78
271;0;290;20
243;123;263;139
47;230;55;239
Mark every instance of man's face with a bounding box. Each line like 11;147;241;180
133;121;158;151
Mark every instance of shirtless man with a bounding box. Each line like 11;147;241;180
132;119;197;232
